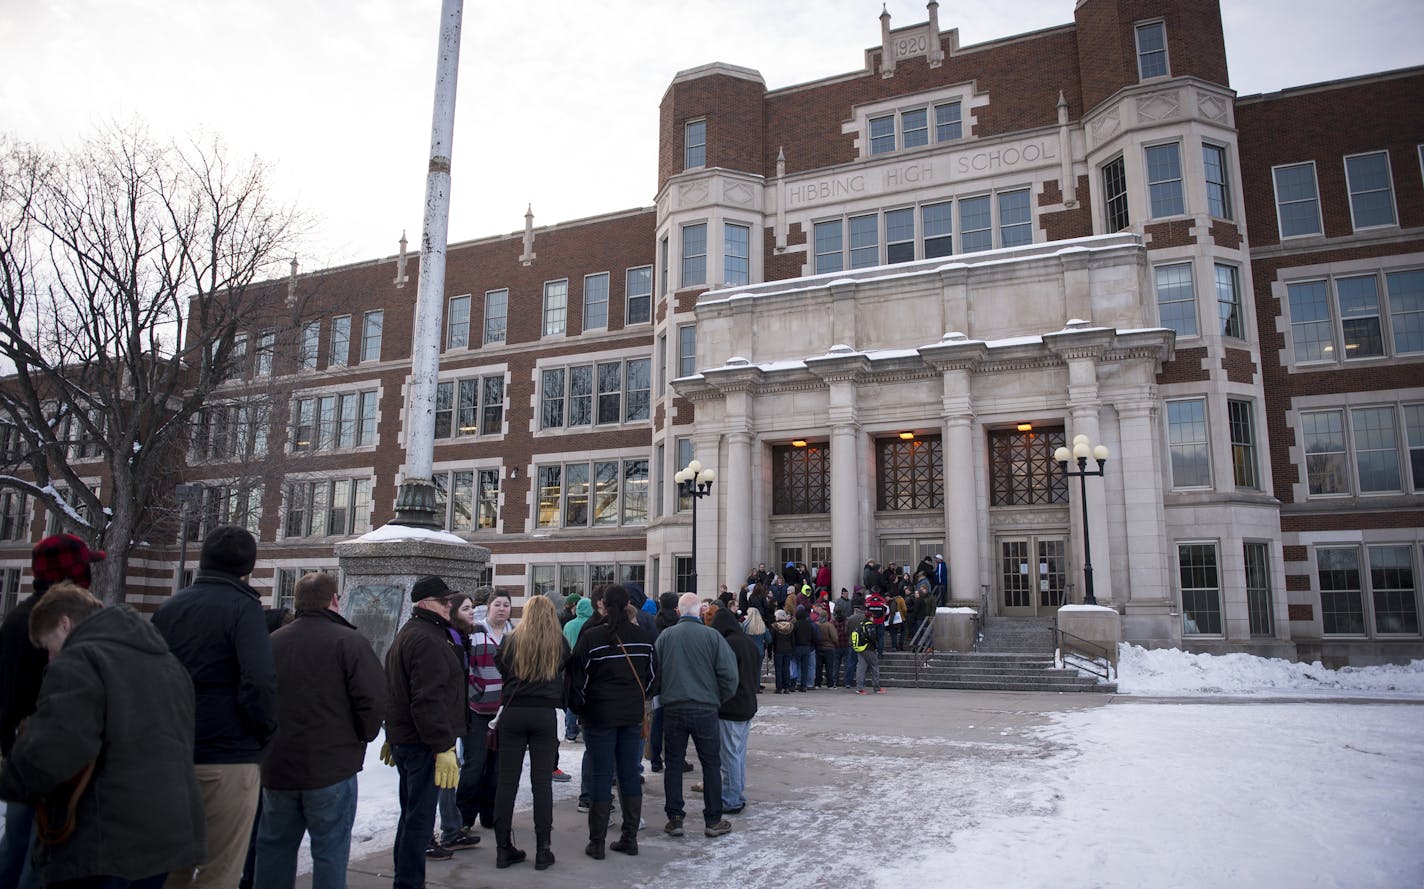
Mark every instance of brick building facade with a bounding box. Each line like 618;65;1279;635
1;0;1419;665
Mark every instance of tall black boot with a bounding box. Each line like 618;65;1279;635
495;826;526;868
584;801;612;860
609;794;641;855
535;828;555;870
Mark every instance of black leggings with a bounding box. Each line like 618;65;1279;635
494;706;558;842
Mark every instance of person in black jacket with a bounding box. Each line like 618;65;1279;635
154;525;277;889
710;608;759;815
567;585;655;859
0;582;206;888
254;572;385;889
492;595;568;871
791;606;818;693
0;533;106;889
382;576;467;889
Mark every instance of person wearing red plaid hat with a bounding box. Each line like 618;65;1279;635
0;533;105;889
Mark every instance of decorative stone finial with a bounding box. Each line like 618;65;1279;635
393;231;410;288
520;204;537;267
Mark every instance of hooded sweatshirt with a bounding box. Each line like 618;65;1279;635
770;613;796;654
563;596;594;649
711;609;759;722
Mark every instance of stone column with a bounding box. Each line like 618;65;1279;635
943;411;978;604
1118;402;1171;605
831;423;859;594
1066;357;1113;603
725;431;754;588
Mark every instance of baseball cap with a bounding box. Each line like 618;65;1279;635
32;534;106;591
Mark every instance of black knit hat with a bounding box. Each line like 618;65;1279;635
198;525;257;577
410;575;453;603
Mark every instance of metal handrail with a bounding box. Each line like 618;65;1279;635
1054;625;1117;681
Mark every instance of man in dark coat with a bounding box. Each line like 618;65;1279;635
0;534;106;889
154;525;277;889
254;572;385;889
710;609;758;815
0;582;206;887
384;576;467;889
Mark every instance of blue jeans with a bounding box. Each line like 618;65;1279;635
563;708;579;741
584;724;643;803
794;645;814;690
662;708;722;826
718;719;750;810
0;802;38;889
842;647;857;685
774;652;793;691
872;623;886;655
254;775;358;889
391;744;439;889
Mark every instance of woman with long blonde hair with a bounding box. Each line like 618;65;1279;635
492;595;569;871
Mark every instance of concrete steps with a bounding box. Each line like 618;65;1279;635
976;616;1057;654
875;649;1115;693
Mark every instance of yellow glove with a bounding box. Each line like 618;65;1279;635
434;747;459;789
379;741;394;767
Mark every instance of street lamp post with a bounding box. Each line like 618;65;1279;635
1053;434;1109;607
174;482;204;594
674;459;716;597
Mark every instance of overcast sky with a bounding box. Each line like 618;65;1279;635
3;0;1420;267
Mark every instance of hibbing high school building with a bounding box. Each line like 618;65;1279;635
2;0;1420;665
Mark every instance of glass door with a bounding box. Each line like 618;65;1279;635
999;534;1068;615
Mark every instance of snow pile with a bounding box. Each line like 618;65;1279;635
1115;643;1424;697
352;523;469;546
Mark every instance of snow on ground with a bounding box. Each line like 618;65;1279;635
1114;644;1424;698
880;703;1424;889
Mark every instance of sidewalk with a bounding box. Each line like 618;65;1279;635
312;688;1111;889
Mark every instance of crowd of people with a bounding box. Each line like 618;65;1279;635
0;533;940;889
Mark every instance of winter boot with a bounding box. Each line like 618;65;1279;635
585;800;612;860
535;829;555;870
495;827;526;869
609;793;641;855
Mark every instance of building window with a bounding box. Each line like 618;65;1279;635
1227;399;1260;490
200;484;263;536
1;568;21;615
1244;542;1274;637
290;389;377;453
772;444;829;515
1370;545;1419;634
533;459;649;529
0;492;28;541
1166;398;1210;488
1344;151;1397;230
223;334;248;381
542;279;568;337
583;273;609;331
1301;405;1409;496
1301;410;1349;496
659;236;669;297
1103;156;1129;232
674;556;695;594
1203;143;1232;220
959;195;992;253
988;428;1066;506
849;214;878;269
885;208;915;264
684;119;706;169
1288;271;1422;363
1178;543;1221;635
298;321;320;372
998;189;1032;247
724;223;750;287
283;478;371;538
1215;264;1244;339
1352;406;1402;492
1145;143;1185;218
447;295;471;350
901;108;928;149
656;334;667;396
1318;546;1365;634
877;435;946;511
361;311;383;363
1272;162;1323;238
483;289;508;345
653;443;665;519
625;266;652;325
681;223;707;288
540;358;650;429
1406;404;1424;493
677;325;696;378
923;202;952;258
193;402;270;462
1154;263;1198;337
254;330;275;377
675;438;693;512
869;115;896;155
813;220;843;273
1135;21;1168;79
274;566;342;612
934;102;962;142
328;317;349;368
476;468;499;530
434;469;477;532
433;375;504;439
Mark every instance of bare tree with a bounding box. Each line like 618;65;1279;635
0;125;306;603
